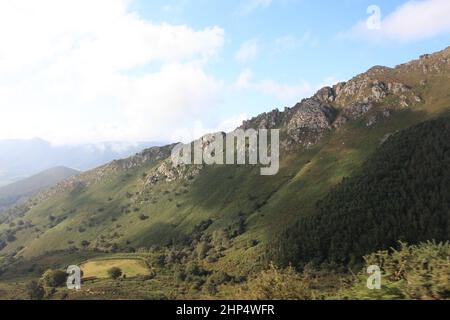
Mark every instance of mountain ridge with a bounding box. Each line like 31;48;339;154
0;139;163;186
0;166;80;214
1;46;449;273
26;45;450;206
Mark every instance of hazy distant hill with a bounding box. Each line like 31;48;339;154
0;139;162;186
0;167;80;213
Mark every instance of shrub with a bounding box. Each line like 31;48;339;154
80;240;90;248
212;229;230;250
364;241;450;300
247;239;259;248
175;270;187;282
26;281;45;300
107;267;123;279
185;263;208;277
6;233;16;242
208;271;231;286
141;271;156;281
156;254;166;267
204;282;218;295
237;264;317;300
41;269;67;287
196;242;210;259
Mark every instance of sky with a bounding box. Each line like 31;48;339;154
0;0;449;145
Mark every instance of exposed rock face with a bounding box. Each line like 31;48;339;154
145;161;203;185
342;103;373;120
239;66;424;149
114;145;174;171
324;74;421;109
314;86;336;104
241;109;284;130
285;99;336;148
398;47;450;75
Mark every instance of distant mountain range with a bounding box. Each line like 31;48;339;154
0;166;80;213
0;139;162;186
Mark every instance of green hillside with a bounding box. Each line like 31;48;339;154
0;47;449;300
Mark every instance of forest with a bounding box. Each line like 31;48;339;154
270;117;450;269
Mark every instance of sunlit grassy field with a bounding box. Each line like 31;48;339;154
81;258;150;279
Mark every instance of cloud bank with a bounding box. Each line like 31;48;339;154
0;0;225;144
342;0;450;42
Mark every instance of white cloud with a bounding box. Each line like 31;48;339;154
256;79;313;101
235;39;260;64
239;0;273;15
0;0;226;144
235;69;313;103
342;0;450;42
169;113;249;143
216;113;249;132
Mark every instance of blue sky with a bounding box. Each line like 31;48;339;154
0;0;449;144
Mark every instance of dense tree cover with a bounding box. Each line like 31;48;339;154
271;117;450;267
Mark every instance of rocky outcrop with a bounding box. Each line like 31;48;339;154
397;47;450;76
241;109;284;130
284;99;336;148
321;75;421;110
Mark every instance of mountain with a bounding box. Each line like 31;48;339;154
0;47;449;299
0;167;80;214
0;139;162;186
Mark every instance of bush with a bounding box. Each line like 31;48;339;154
140;271;156;281
41;269;67;287
156;254;166;267
6;233;16;243
212;229;230;250
175;270;187;282
26;281;45;300
80;240;90;248
204;282;218;295
247;239;259;248
185;263;208;277
237;264;317;300
364;241;450;300
196;242;210;259
107;267;123;279
208;271;231;286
